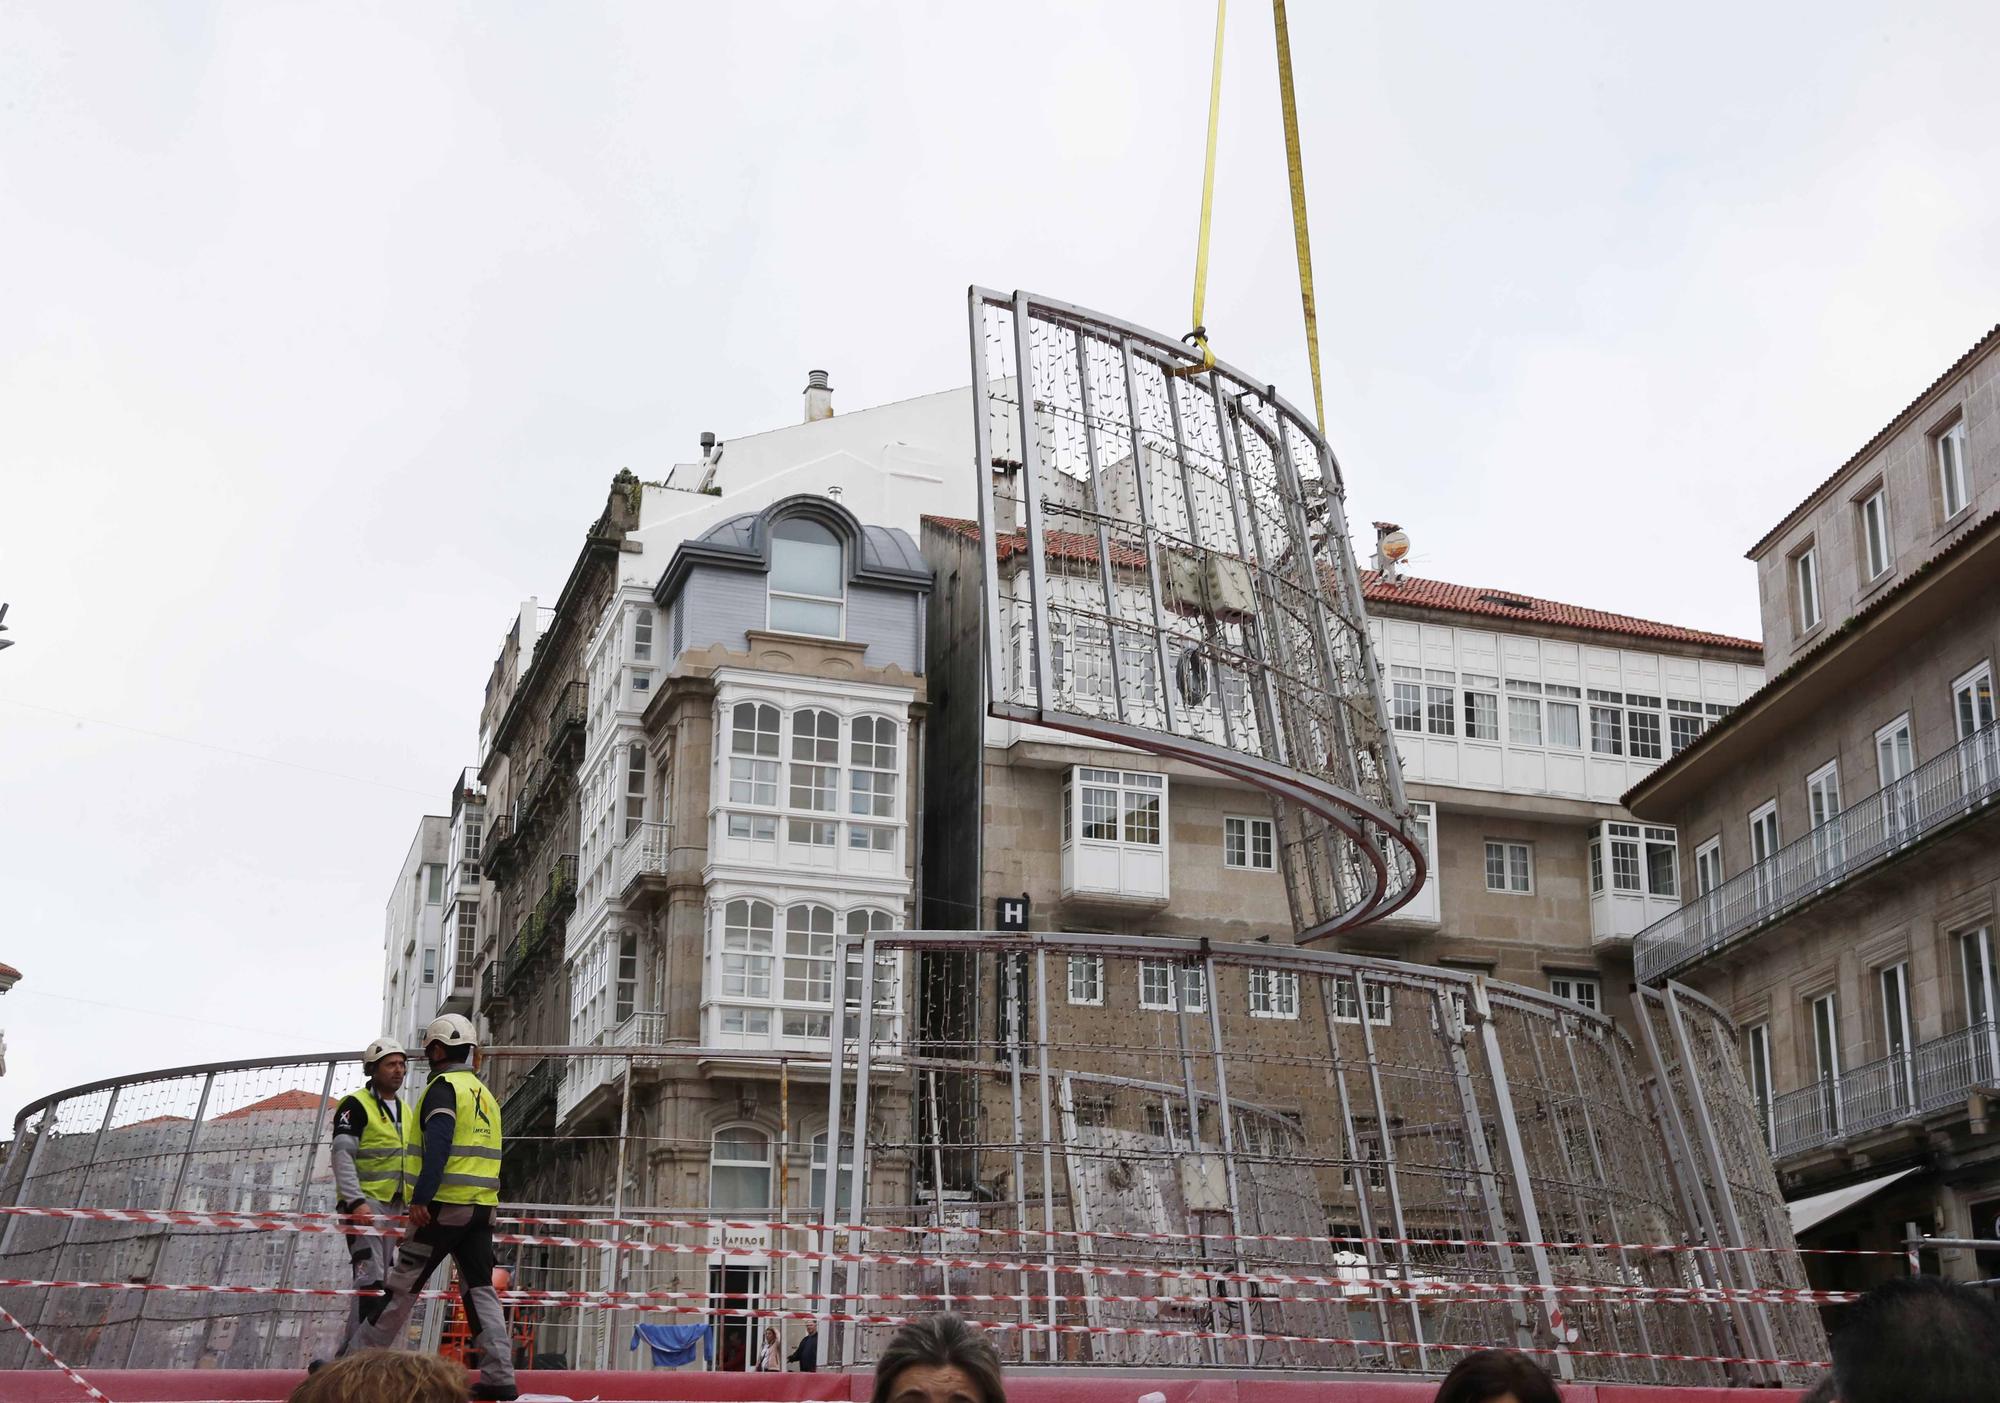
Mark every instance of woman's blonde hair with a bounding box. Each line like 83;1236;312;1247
289;1349;469;1403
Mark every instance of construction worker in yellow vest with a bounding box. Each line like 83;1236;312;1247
343;1014;514;1401
313;1035;419;1367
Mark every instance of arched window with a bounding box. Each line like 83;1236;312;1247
710;1127;772;1212
728;704;780;806
843;909;899;1027
769;517;844;637
810;1129;854;1214
789;708;840;814
720;899;774;999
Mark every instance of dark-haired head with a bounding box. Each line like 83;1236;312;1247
1830;1275;2000;1403
871;1313;1005;1403
1433;1349;1562;1403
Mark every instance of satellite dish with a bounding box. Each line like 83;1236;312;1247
1379;529;1411;564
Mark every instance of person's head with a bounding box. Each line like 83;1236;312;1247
806;1318;818;1333
764;1327;779;1343
288;1348;468;1403
871;1314;1004;1403
1830;1275;2000;1403
422;1014;479;1071
1432;1349;1562;1403
361;1037;407;1095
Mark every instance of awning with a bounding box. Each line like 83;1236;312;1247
1788;1167;1921;1237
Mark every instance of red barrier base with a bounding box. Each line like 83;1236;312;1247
0;1371;1810;1403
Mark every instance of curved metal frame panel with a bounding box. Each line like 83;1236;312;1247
969;288;1421;938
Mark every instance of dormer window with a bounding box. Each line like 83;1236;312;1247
769;517;845;637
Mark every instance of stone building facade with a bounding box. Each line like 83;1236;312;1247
1627;325;2000;1291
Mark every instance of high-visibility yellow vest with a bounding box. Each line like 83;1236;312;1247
432;1068;503;1206
343;1086;421;1204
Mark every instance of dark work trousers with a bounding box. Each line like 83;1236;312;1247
346;1203;514;1395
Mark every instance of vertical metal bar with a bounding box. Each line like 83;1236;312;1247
1055;1074;1102;1349
1316;974;1408;1367
924;1070;953;1314
1473;986;1574;1381
1032;949;1063;1360
1071;325;1126;721
1905;1222;1922;1277
840;936;880;1369
1351;971;1427;1372
816;934;849;1345
1555;1023;1660;1380
122;1070;220;1369
968;290;1010;709
1632;987;1756;1383
1116;338;1182;734
595;1053;634;1370
1201;952;1258;1366
1661;985;1783;1375
265;1058;339;1366
1003;951;1035;1359
1169;971;1221;1366
1523;1018;1622;1370
1433;984;1534;1349
1010;293;1060;720
0;1110;50;1262
777;1056;789;1321
1159;366;1230;746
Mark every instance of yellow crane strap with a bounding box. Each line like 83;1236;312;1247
1186;0;1227;370
1271;0;1326;434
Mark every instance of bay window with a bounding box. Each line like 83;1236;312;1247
1063;767;1168;904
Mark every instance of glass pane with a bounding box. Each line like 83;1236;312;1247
770;518;842;596
770;596;842;637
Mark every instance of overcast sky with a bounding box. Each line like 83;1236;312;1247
3;2;1998;1127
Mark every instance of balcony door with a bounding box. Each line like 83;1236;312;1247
1876;716;1916;843
1955;664;1997;801
1694;839;1724;941
1880;963;1914;1111
1811;993;1841;1137
1749;802;1781;913
1806;762;1844;876
1964;928;2000;1085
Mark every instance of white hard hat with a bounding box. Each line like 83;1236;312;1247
423;1013;479;1052
362;1037;407;1070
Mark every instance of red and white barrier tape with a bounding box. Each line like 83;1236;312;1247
0;1302;111;1402
0;1280;1830;1372
0;1274;1862;1310
0;1202;1896;1259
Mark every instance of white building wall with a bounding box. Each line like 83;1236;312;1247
380;815;450;1050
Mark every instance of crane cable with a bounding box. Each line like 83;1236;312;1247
1185;0;1227;370
1185;0;1329;439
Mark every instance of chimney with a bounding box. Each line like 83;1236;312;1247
803;369;834;423
699;431;717;454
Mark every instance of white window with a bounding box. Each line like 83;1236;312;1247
1626;697;1664;761
1462;675;1500;742
1668;699;1706;755
623;742;647;838
422;947;436;985
1880;962;1911;1061
1811;992;1841;1131
769;516;845;638
789;708;840;812
1425;670;1457;735
1067;955;1104;1006
709;1127;772;1211
1859;488;1891;581
720;899;775;1000
1549;975;1599;1012
1484;841;1532;894
1644;826;1678;897
1506;680;1543;748
1600;822;1643;894
1588;691;1624;755
1545;684;1583;749
632;608;654;661
1749;801;1780;867
1139;959;1206;1013
1390;666;1422;733
1694;838;1723;896
1794;546;1822;632
1806;762;1842;829
1956;663;1996;740
453;902;478;982
810;1129;854;1213
1224;815;1275;870
1937;418;1970;519
1876;714;1914;786
615;931;639;1023
425;863;444;904
1746;1023;1774;1151
1072;767;1163;846
782;904;836;1005
1248;967;1299;1020
728;703;781;806
849;715;899;820
1961;927;1996;1028
1331;976;1391;1025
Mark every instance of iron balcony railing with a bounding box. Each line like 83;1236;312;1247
615;821;673;897
479;956;513;1008
1765;1019;2000;1159
545;680;586;758
500;1055;557;1129
1637;719;2000;983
